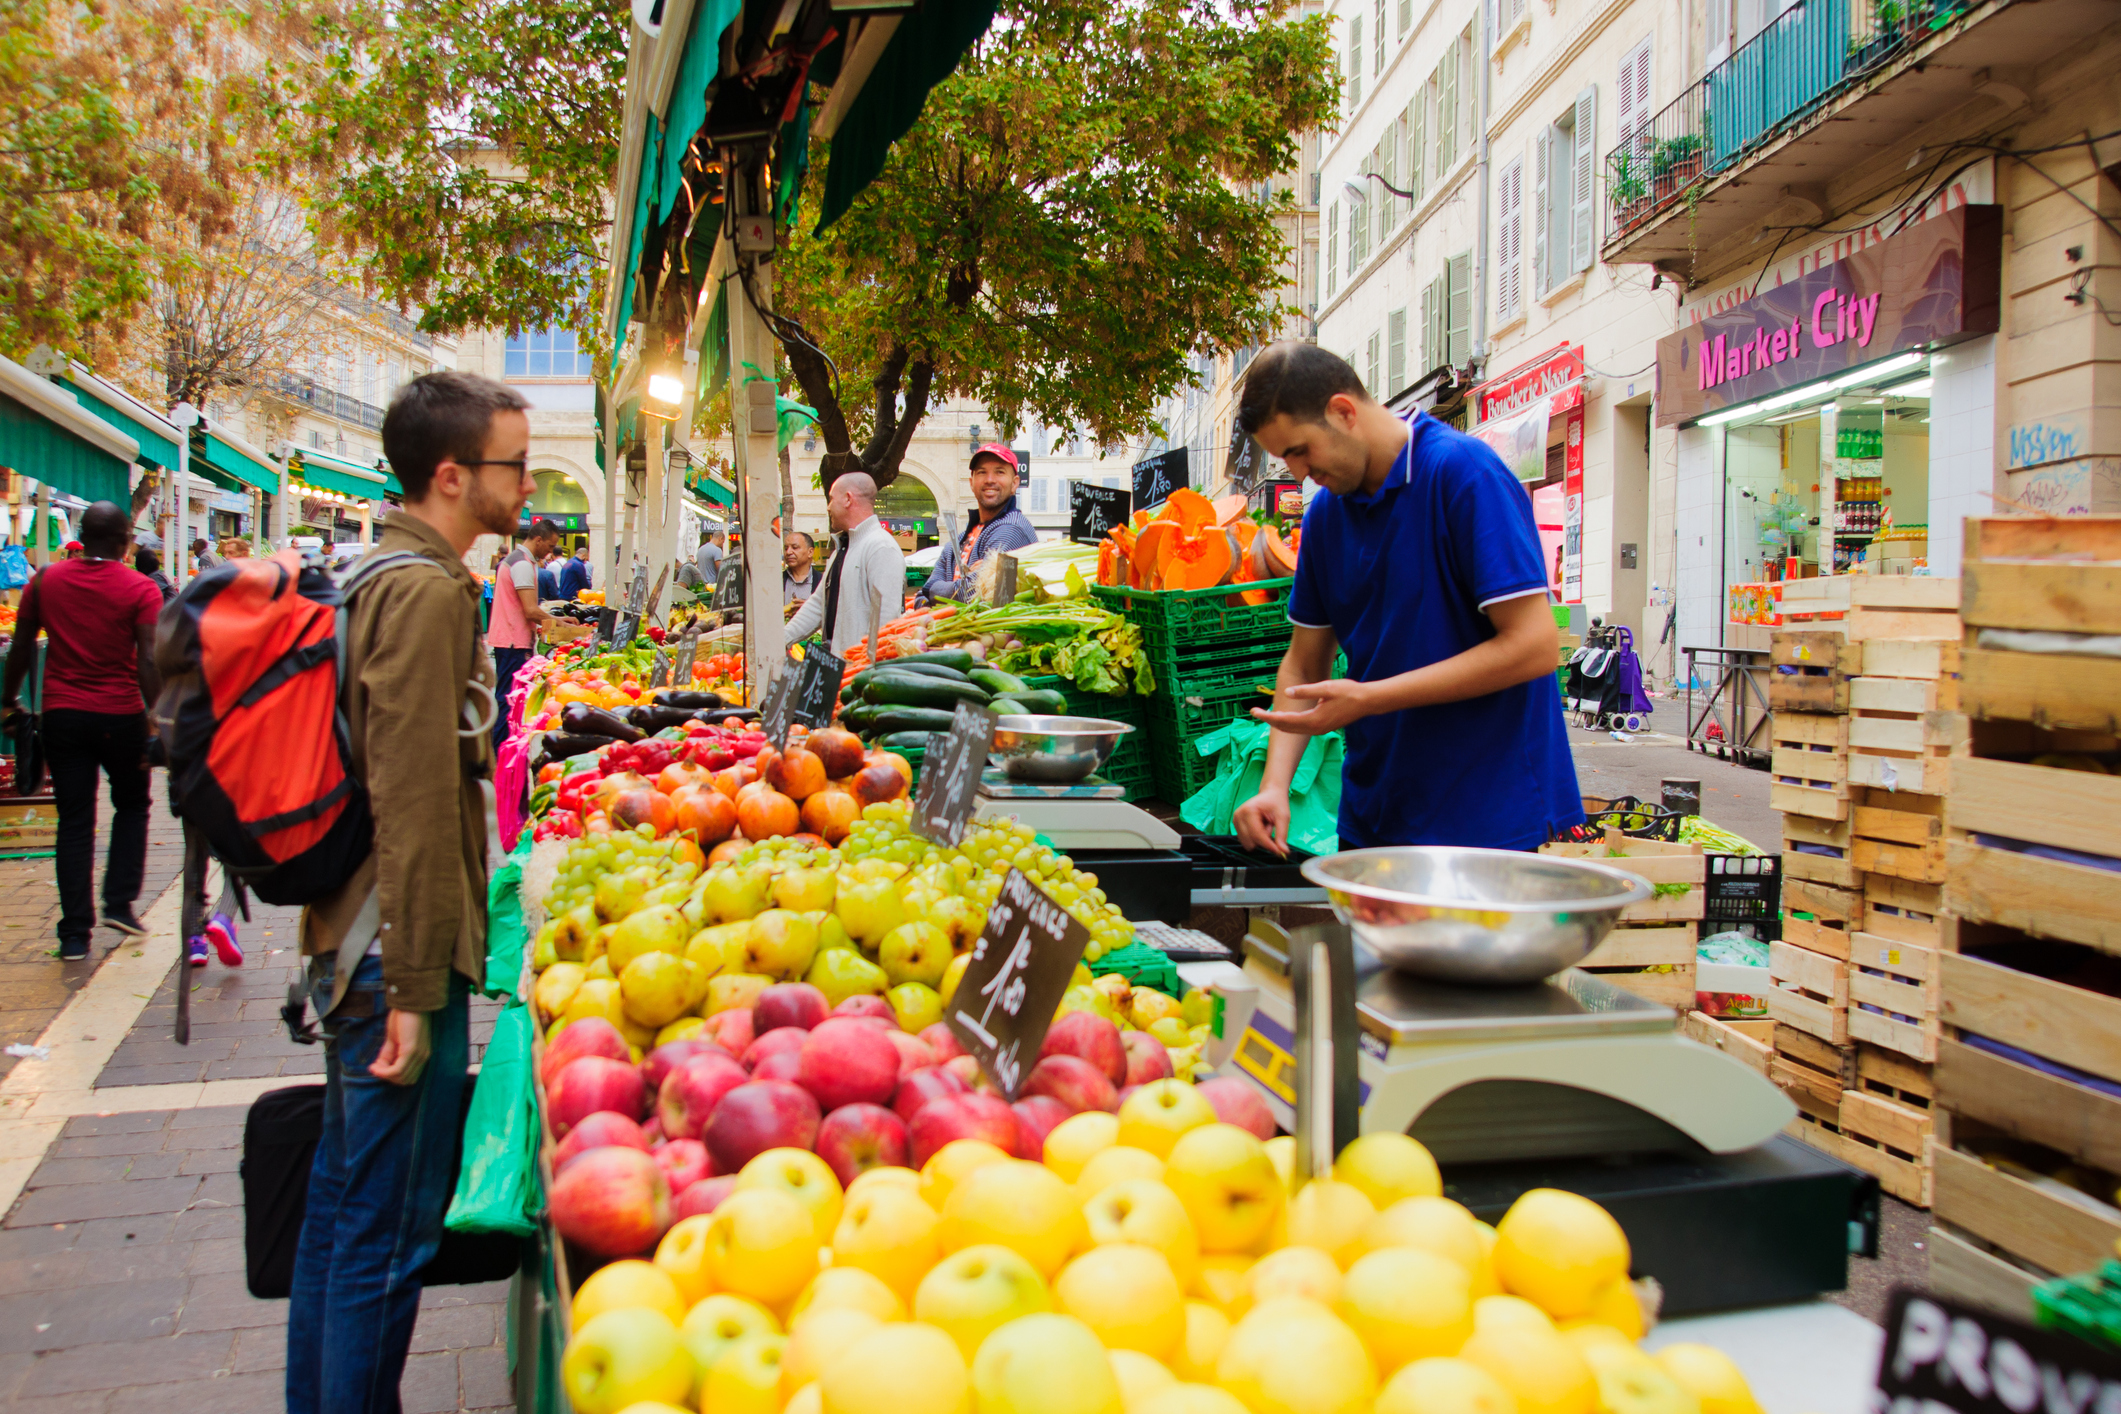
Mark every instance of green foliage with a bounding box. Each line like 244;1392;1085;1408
781;0;1337;489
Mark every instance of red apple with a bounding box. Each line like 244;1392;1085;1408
1198;1077;1277;1140
796;1018;901;1111
755;982;831;1034
642;1116;665;1145
751;1048;804;1084
885;1030;938;1080
654;1137;714;1194
672;1173;739;1221
539;1017;630;1089
657;1051;750;1142
549;1055;647;1137
702;1007;756;1056
641;1038;731;1098
553;1111;652;1171
702;1079;822;1174
831;995;898;1026
919;1023;967;1062
1121;1030;1176;1086
742;1026;811;1072
1011;1096;1072;1160
908;1092;1019;1167
892;1065;970;1124
1041;1011;1127;1086
549;1145;669;1257
815;1103;912;1187
1021;1054;1118;1115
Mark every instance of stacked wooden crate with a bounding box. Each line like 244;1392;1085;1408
1926;515;2121;1320
1764;578;1963;1208
1539;829;1702;1007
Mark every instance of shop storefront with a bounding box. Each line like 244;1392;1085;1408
1659;206;2001;647
1469;344;1585;603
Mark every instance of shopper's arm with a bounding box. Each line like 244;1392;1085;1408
133;619;161;706
1232;625;1339;856
1;581;40;710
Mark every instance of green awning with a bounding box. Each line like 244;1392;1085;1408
688;469;736;507
816;0;1000;230
288;449;399;500
195;431;280;494
0;393;130;503
62;376;183;470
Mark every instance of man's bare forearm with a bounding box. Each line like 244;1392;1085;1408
1258;632;1338;792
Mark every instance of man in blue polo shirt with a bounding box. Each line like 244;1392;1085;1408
1230;342;1581;853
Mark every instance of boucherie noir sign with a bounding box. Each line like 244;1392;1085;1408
1655;205;2001;427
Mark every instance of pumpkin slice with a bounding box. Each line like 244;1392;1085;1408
1133;520;1180;590
1165;486;1217;533
1212;494;1249;526
1257;525;1298;578
1163;527;1238;590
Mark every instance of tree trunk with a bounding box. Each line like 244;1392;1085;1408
773;321;935;496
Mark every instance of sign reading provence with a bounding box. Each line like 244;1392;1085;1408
1653;205;2001;427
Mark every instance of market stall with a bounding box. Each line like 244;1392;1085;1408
284;446;402;546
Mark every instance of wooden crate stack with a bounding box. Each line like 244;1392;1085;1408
1925;515;2121;1321
1539;829;1702;1007
1762;576;1963;1209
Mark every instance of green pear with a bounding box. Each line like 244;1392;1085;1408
702;863;773;923
606;904;690;973
804;947;890;1007
878;921;951;988
834;875;905;948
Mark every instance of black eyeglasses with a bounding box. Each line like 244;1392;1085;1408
460;458;531;474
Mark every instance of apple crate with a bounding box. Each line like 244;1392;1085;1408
1845;707;1966;797
1777;574;1961;641
1847;935;1941;1063
1576;923;1697;1008
1854;1042;1936;1111
1849;798;1948;885
1539;830;1704;925
1680;1012;1774;1080
1782;814;1859;892
1769;631;1857;714
1770;713;1850;821
1771;1022;1855;1126
1790;1087;1935;1207
1768;939;1849;1046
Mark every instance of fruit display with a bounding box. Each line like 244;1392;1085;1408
524;633;749;722
553;1122;1769;1414
1094;488;1296;601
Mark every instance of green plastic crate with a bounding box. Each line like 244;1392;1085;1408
2035;1261;2121;1351
1092;580;1296;653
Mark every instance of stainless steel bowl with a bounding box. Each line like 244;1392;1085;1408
1298;846;1654;985
990;715;1136;783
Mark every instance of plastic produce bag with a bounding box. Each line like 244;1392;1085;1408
1090;941;1182;999
1178;717;1343;857
0;543;28;589
444;999;541;1237
483;836;532;999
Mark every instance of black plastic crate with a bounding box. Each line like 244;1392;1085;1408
1705;853;1782;938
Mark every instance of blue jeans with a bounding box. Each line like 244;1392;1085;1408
286;956;470;1414
492;646;532;748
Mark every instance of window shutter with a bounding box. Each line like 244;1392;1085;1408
1419;280;1436;372
1382;126;1398;228
1372;148;1388;248
1347;197;1361;274
1438;49;1459;171
1367;331;1383;394
1408;95;1426;204
1349;17;1364;110
1373;0;1385;71
1496;160;1522;323
1532;130;1551;299
1398;0;1412;37
1572;87;1598;272
1448;252;1472;365
1327;201;1339;296
1388;308;1407;393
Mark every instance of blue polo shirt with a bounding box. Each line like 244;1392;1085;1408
1287;411;1582;850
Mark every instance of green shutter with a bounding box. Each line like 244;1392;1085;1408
1438;47;1459;170
1387;308;1407;394
1447;252;1472;367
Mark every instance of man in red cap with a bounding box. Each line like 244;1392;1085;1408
920;443;1040;602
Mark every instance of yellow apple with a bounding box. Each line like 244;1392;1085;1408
1285;1180;1375;1268
790;1265;906;1324
572;1258;686;1333
1043;1111;1120;1183
534;961;587;1024
782;1307;882;1397
1576;1338;1700;1414
1214;1297;1377;1414
1110;1350;1178;1411
1117;1080;1218;1159
1169;1302;1230;1383
708;1186;823;1309
707;1331;791;1414
833;1182;943;1302
1335;1247;1474;1373
1374;1358;1519;1414
1082;1178;1200;1290
820;1320;970;1414
656;1015;708;1047
679;1294;782;1404
1331;1133;1441;1210
941;1160;1086;1277
1055;1243;1185;1360
1492;1190;1630;1321
972;1312;1127;1414
652;1215;719;1306
1163;1125;1282;1255
846;1165;922;1201
1188;1254;1252;1315
1473;1296;1555;1336
915;1243;1054;1361
620;951;694;1028
1457;1323;1594;1414
1243;1246;1342;1312
1136;1386;1253;1414
1575;1279;1644;1340
1358;1197;1485;1274
921;1139;1015;1211
737;1146;845;1247
561;1308;693;1414
1072;1145;1166;1204
1653;1344;1764;1414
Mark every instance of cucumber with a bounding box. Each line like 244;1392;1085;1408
1011;688;1069;714
989;697;1033;717
840;702;882;732
880;649;975;673
968;667;1029;697
879;730;939;753
841;669;878;702
870;707;958;736
882;661;972;683
863;672;993;710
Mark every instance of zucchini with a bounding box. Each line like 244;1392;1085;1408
1011;688;1069;714
879;730;939;753
863;672;993;710
840;703;882;732
882;661;972;683
879;649;975;673
869;707;958;736
989;697;1033;717
968;667;1029;697
841;669;878;702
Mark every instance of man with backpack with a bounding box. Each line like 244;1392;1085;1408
282;371;526;1414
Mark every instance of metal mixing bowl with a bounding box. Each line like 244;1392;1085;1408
1298;846;1654;985
989;715;1136;783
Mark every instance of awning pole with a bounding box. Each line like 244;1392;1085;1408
174;447;189;581
32;481;48;570
728;253;783;696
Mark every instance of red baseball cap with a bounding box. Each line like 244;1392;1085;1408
968;443;1019;472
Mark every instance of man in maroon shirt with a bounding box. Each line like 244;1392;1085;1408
3;502;163;960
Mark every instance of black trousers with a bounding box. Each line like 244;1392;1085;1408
46;709;150;946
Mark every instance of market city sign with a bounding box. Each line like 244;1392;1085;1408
1655;205;2001;427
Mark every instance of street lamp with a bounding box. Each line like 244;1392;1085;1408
645;371;687;414
1343;172;1416;202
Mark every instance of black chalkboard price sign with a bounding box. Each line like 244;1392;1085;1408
1875;1288;2121;1414
792;644;846;728
1131;448;1188;511
1069;482;1130;545
946;867;1092;1098
673;630;699;686
649;649;672;689
910;701;995;846
711;553;744;610
759;667;796;752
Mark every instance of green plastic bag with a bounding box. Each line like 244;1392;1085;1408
484;836;533;999
1089;941;1183;999
1177;718;1344;857
444;999;542;1237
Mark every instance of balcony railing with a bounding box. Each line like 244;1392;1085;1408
1605;0;1972;239
268;373;386;431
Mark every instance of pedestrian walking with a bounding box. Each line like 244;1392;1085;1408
558;538;593;600
0;502;161;960
284;370;525;1414
488;517;586;745
783;529;819;615
136;547;176;604
192;537;218;570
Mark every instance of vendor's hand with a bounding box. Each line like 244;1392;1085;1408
1233;785;1293;858
370;1008;432;1086
1251;678;1374;737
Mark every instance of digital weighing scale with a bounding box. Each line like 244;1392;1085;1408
971;770;1182;851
